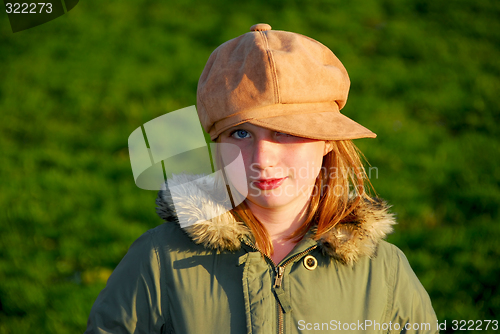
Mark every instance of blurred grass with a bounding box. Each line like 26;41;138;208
1;0;499;332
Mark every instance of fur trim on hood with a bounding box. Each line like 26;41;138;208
156;174;396;265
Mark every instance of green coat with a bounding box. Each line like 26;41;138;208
85;174;438;333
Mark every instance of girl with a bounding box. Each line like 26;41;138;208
85;23;438;333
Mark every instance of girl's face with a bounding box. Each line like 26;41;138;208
219;123;332;211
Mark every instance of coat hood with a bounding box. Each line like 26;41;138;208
156;174;396;265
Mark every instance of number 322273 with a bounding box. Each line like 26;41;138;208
5;3;53;14
452;320;498;331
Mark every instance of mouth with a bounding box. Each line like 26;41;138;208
252;177;287;190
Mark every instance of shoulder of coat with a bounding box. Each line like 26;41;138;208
317;198;397;266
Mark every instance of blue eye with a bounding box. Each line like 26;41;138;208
231;129;250;139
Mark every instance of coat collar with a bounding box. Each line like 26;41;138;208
156;174;396;265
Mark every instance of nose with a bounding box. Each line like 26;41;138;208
252;138;278;171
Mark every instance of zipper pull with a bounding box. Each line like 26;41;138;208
273;266;292;313
274;266;284;288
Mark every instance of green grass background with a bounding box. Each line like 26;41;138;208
1;0;499;332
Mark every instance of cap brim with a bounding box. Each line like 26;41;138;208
248;111;376;141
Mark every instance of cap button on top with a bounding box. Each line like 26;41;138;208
250;23;272;32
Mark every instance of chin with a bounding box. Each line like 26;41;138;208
246;194;296;209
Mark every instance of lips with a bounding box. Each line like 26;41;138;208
253;177;287;190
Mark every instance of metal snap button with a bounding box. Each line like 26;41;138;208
303;255;317;270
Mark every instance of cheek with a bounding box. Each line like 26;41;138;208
237;148;260;179
218;143;249;196
290;145;324;182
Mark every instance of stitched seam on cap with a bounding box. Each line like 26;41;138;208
260;31;280;104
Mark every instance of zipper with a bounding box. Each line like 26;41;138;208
242;239;277;267
274;266;285;334
273;246;318;288
277;299;284;334
242;239;317;334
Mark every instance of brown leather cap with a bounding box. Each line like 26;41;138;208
197;23;376;141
